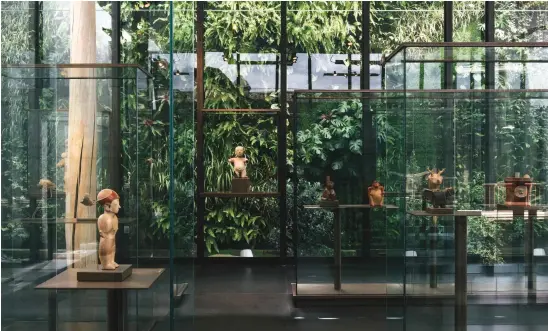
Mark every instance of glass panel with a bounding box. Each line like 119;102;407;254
202;2;281;258
171;2;195;328
1;65;158;329
371;1;444;90
384;45;548;91
293;91;406;326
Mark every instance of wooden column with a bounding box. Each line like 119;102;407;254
65;1;98;268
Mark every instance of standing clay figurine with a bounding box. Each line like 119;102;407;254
228;146;248;178
368;180;384;207
97;189;121;270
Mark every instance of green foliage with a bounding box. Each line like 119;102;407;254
468;216;504;265
297;99;363;177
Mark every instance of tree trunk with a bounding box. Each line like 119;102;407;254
65;1;97;268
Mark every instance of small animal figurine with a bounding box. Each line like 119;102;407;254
56;152;67;168
38;179;56;190
426;167;445;190
38;179;56;198
80;193;95;206
228;146;248;178
321;176;337;201
368;180;384;207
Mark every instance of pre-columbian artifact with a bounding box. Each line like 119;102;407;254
97;189;120;270
368;180;384;207
423;167;454;213
319;176;339;207
502;173;532;207
229;146;251;193
228;146;248;178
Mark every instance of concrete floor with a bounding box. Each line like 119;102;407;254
3;262;548;331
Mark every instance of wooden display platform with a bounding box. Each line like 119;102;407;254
408;210;481;217
292;282;548;298
304;204;399;209
200;192;279;198
36;268;164;290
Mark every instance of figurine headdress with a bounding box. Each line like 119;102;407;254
97;189;120;206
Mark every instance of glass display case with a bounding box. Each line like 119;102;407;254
291;90;406;321
1;64;168;330
292;43;548;327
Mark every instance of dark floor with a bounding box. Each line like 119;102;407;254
3;263;548;330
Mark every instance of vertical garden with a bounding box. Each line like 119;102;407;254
1;1;547;262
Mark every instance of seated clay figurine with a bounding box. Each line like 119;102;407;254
228;146;248;178
368;180;384;207
321;176;337;201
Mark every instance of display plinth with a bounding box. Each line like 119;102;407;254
77;264;133;282
231;178;251;193
426;207;452;214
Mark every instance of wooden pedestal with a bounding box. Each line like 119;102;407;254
231;178;251;193
77;264;133;282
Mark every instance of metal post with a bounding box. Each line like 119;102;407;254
454;216;467;331
279;1;288;260
361;1;374;258
48;290;57;331
334;209;342;290
527;209;537;301
111;1;128;262
28;1;42;262
484;1;496;189
196;2;206;260
107;289;127;331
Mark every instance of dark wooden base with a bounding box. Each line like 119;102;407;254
319;200;339;208
497;203;530;210
426;207;452;214
231;178;251;193
77;264;133;282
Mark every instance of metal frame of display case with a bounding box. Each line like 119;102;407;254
194;2;289;261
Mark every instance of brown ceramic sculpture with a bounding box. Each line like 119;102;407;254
368;180;384;207
320;176;339;207
97;189;121;270
423;167;453;213
503;173;533;207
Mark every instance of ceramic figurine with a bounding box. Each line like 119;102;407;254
38;178;56;190
423;167;453;213
321;179;337;201
319;176;339;208
503;173;533;207
80;193;95;206
368;180;384;207
426;167;445;190
228;146;248;178
97;189;121;270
